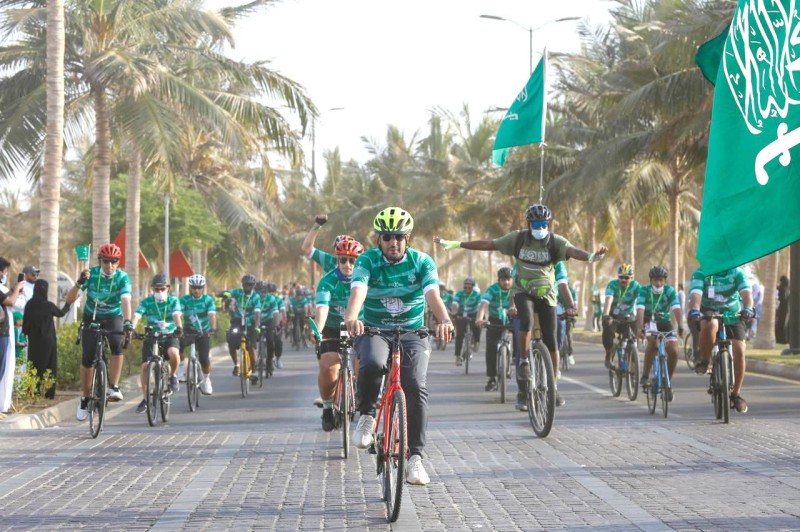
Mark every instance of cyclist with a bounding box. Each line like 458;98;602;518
65;243;133;421
687;265;753;413
555;262;578;367
602;264;641;369
345;207;454;486
256;281;280;375
440;283;453;312
227;274;262;382
591;284;603;331
312;237;365;431
451;277;482;365
268;282;287;368
132;274;183;414
179;274;217;395
435;204;605;407
475;267;516;392
301;212;354;272
288;286;310;349
635;265;684;400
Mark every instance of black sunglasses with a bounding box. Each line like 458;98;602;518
101;258;119;265
338;257;356;265
618;275;631;280
381;234;406;242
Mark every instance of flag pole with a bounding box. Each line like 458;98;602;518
538;48;548;203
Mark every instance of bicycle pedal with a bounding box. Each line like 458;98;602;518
368;444;377;455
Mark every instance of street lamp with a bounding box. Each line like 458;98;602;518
310;106;346;189
479;14;580;74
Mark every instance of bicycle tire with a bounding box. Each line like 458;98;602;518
497;344;508;404
88;360;107;439
257;337;266;387
240;346;249;398
646;371;657;415
625;342;639;401
187;358;199;412
720;349;731;424
463;328;472;375
384;389;406;523
661;358;669;418
609;347;623;397
711;359;723;420
160;362;170;423
527;341;555;438
146;359;159;427
683;333;696;369
341;368;350;459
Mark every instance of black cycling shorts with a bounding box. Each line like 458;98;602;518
318;326;342;359
81;315;124;367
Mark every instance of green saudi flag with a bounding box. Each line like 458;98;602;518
695;1;800;274
492;55;547;166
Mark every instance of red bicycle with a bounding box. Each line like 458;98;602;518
362;325;429;523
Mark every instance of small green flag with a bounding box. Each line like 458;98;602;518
696;1;800;274
74;244;91;262
492;55;547;166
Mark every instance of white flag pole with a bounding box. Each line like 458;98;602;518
538;47;548;203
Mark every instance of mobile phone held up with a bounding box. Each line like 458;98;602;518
17;273;24;283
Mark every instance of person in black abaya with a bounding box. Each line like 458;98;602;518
776;275;790;345
22;279;72;399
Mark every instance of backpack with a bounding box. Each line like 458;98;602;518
513;230;557;266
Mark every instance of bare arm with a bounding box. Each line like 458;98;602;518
425;288;455;341
603;295;614;316
344;285;368;336
475;301;490;323
566;244;608;262
557;283;575;310
121;295;132;321
301;213;327;256
313;305;330;343
2;282;24;307
740;288;754;309
433;235;497;251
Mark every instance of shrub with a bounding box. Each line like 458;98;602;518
56;321;83;388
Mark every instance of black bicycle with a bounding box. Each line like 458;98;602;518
703;312;739;424
558;314;576;373
525;324;556;438
608;316;639;401
134;327;179;427
182;331;208;412
77;322;126;438
257;325;276;386
483;322;514;404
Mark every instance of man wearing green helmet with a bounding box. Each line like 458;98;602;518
344;207;454;486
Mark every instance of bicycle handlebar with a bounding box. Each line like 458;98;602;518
362;326;431;340
481;322;514;332
131;327;180;341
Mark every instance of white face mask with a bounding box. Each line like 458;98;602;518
531;229;548;240
153;291;168;302
0;274;6;285
651;285;664;294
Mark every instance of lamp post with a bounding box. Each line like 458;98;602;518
479;14;580;74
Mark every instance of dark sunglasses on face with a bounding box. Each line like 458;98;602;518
101;258;119;264
530;221;548;229
338;257;355;265
381;234;406;242
618;276;631;280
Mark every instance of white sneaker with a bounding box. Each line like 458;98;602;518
199;377;213;395
76;397;89;422
106;386;123;402
406;455;430;485
567;354;576;366
177;361;187;382
354;414;375;449
275;359;284;369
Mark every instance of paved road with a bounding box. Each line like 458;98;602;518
2;338;800;530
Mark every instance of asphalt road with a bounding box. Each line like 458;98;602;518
2;338;800;530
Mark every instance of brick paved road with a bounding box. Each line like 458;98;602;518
2;339;800;530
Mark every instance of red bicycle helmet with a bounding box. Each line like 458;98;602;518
335;238;365;258
98;243;122;259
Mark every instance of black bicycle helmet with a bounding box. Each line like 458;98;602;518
525;204;552;224
151;273;169;288
497;267;513;279
241;273;257;286
463;277;475;286
648;265;668;279
255;280;267;293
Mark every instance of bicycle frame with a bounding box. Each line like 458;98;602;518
705;313;736;423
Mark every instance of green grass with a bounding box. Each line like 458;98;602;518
747;348;800;366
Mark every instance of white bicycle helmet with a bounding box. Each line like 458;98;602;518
188;274;207;288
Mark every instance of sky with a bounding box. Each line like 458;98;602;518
207;0;614;176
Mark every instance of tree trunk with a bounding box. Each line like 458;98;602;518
126;144;142;310
628;216;635;273
584;215;597;331
467;225;473;277
41;0;65;302
92;88;112;251
754;252;778;349
668;187;679;287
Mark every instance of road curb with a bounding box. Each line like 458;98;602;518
571;331;800;382
0;345;228;430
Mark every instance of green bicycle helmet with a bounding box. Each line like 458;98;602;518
373;207;414;234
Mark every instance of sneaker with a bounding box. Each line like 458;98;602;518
484;378;497;392
555;390;566;407
515;392;528;412
406;455;430;485
694;360;710;375
76;397;89;421
517;359;532;380
321;408;335;432
731;394;748;413
604;357;612;369
275;358;284;369
455;356;462;367
667;388;674;402
567;354;576;366
640;375;649;388
313;397;324;408
169;376;180;394
135;399;147;414
354;414;375;449
177;360;187;383
106;386;123;402
232;365;240;377
199;377;213;395
249;374;258;384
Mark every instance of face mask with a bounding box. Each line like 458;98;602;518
531;229;548;240
651;285;664;294
153;291;168;302
101;268;114;279
0;274;6;285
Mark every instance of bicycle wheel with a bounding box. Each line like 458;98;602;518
88;360;107;439
527;341;555;438
609;348;622;397
660;358;669;418
463;329;472;375
383;389;407;523
146;360;159;427
497;344;508;404
683;333;696;369
720;350;731;424
293;323;301;350
240;347;250;397
160;363;170;423
187;358;199;412
340;368;350;459
257;337;266;387
646;370;657;415
625;342;639;401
